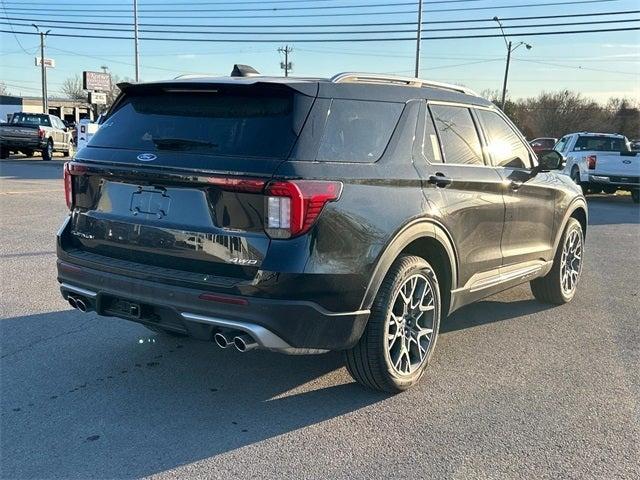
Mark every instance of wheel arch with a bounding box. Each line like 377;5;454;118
360;219;458;316
554;198;588;252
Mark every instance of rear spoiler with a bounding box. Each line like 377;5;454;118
104;79;318;122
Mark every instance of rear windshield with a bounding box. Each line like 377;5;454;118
11;114;51;126
89;89;300;158
573;136;629;152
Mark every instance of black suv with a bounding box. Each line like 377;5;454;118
57;72;587;393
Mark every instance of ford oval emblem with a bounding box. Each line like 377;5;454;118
137;153;157;162
622;159;631;164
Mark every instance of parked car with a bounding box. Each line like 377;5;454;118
56;71;588;393
555;132;639;203
529;137;558;154
630;139;640;151
0;112;74;160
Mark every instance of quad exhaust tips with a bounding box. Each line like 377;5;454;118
214;330;258;352
68;295;89;313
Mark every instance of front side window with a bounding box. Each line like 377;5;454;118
430;105;483;165
476;109;531;168
316;99;403;162
555;136;569;153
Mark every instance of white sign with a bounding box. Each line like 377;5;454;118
89;92;107;105
35;57;55;68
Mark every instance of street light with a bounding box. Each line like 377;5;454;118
493;17;532;111
32;24;51;113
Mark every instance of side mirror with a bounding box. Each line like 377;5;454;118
535;150;564;172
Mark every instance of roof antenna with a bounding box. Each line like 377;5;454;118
230;64;260;77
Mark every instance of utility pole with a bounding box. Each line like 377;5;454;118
493;17;531;111
414;0;423;78
133;0;140;82
278;45;293;77
33;24;50;113
500;41;512;111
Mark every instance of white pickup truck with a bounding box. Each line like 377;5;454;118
555;132;639;203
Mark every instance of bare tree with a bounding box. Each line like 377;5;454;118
0;81;8;96
61;74;87;102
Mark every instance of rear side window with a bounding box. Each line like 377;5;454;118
476;109;531;168
573;136;628;152
316;99;403;162
89;89;301;158
430;105;483;165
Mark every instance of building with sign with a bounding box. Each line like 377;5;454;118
0;95;94;124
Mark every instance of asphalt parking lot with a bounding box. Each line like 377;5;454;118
1;157;639;480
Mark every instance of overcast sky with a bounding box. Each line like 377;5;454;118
1;0;638;102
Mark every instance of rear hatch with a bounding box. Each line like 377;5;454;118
64;81;316;283
591;152;640;177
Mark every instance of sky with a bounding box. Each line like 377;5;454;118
0;0;639;103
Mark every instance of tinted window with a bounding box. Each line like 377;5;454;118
89;89;300;158
11;114;51;127
476;109;531;168
430;105;483;165
316;99;403;162
573;135;628;152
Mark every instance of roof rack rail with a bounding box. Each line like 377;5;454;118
330;72;478;96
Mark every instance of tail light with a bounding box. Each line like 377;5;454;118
264;180;342;239
587;155;597;170
38;127;45;139
63;162;87;210
63;162;73;209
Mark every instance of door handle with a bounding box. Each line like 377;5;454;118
428;173;453;188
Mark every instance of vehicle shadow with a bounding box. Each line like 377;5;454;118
0;310;388;479
586;194;640;225
442;286;550;334
0;285;554;479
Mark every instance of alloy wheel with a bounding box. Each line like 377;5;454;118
560;229;582;296
387;273;436;376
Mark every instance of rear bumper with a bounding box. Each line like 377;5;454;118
57;260;369;353
1;137;46;150
589;174;639;188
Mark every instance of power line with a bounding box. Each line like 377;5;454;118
0;0;483;5
513;58;639;76
2;25;639;43
0;1;490;13
0;1;625;19
1;9;636;28
2;17;637;35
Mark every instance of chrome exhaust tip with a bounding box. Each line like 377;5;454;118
75;297;88;313
233;333;258;353
67;296;78;309
214;331;233;349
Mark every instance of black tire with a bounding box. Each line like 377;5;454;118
0;147;8;159
22;149;34;157
41;140;53;161
602;186;616;195
344;255;441;393
530;218;584;305
632;190;640;204
570;167;586;194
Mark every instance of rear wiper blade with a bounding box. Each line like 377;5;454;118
152;138;218;150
